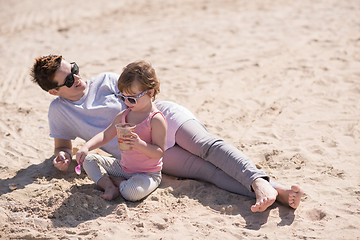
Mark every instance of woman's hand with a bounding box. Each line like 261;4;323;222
53;151;71;171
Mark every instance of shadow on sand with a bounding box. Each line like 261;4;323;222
1;157;295;229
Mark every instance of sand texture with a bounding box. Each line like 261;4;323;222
0;0;359;239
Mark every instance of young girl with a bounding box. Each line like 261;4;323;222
76;60;167;201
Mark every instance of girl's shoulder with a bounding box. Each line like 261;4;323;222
113;109;129;124
150;110;166;128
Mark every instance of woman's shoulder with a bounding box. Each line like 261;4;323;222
49;96;67;110
89;72;120;85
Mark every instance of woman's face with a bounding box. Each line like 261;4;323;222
51;60;87;101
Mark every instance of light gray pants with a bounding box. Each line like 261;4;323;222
83;154;161;201
162;119;281;198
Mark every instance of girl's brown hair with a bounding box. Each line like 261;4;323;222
118;60;160;101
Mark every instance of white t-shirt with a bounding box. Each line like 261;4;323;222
48;72;197;159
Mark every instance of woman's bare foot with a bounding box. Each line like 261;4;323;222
109;176;126;188
251;178;278;212
276;184;303;209
97;176;120;200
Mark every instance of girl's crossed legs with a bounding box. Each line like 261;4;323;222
83;154;161;201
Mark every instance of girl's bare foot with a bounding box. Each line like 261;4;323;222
251;178;278;212
109;176;126;188
97;176;120;200
276;184;303;209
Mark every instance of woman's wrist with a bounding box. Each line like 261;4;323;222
60;150;72;159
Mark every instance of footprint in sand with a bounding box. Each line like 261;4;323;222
307;209;326;221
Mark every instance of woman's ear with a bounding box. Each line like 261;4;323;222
48;89;59;96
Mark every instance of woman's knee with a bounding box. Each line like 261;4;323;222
175;120;221;158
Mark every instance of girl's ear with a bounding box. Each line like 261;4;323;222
48;89;59;96
148;89;155;97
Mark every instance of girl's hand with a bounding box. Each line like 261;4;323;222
76;146;89;164
122;132;144;148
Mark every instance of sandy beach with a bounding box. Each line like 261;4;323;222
1;0;360;239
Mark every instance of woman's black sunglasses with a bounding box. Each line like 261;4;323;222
54;62;79;89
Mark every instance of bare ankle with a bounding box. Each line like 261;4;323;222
97;175;117;191
97;176;120;200
109;176;126;188
275;185;303;209
251;177;277;212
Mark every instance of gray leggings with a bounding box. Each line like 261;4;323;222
83;154;161;201
162;119;281;198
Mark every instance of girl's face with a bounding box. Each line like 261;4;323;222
121;81;152;111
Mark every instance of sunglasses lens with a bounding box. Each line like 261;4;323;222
128;98;136;104
65;75;75;88
117;92;139;104
72;63;79;75
64;63;78;88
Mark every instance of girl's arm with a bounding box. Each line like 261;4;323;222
126;113;167;159
76;112;123;163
